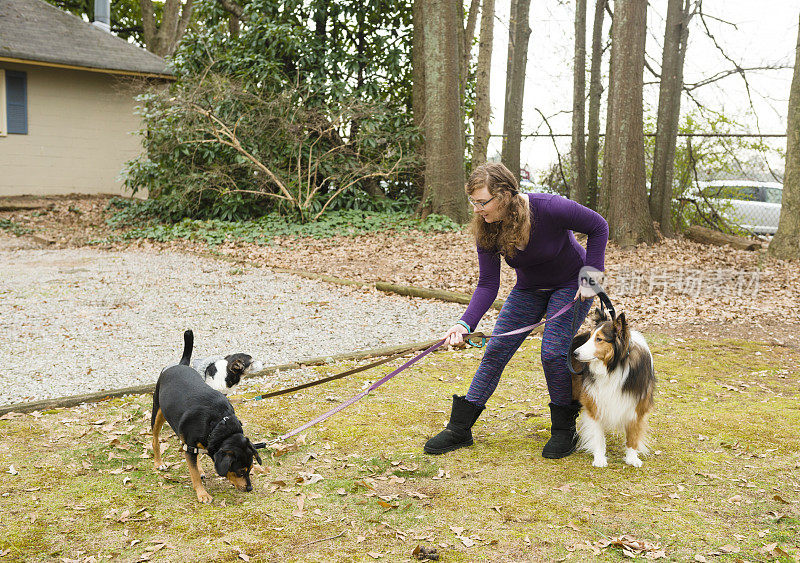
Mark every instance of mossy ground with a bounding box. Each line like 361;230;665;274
0;336;798;562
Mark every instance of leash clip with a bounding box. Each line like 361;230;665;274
465;332;487;348
579;266;615;320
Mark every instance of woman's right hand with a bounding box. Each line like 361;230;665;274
443;324;469;346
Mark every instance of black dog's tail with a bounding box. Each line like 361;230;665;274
151;376;161;429
180;330;194;366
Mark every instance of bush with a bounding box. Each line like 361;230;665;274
123;74;420;222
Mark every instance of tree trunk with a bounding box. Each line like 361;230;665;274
228;15;240;38
649;0;691;237
139;0;194;57
462;0;481;100
569;0;588;204
419;0;468;223
217;0;243;37
585;0;605;211
601;0;656;246
501;0;532;182
769;12;800;260
472;0;495;167
412;0;427;201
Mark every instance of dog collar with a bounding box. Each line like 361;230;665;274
183;416;232;455
183;443;208;455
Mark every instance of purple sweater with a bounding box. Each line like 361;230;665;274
460;193;609;330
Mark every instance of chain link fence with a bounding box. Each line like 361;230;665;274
676;180;783;236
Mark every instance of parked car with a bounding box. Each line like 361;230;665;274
689;180;783;235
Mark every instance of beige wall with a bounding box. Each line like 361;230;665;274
0;62;150;196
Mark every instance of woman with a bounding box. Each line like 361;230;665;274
424;162;609;459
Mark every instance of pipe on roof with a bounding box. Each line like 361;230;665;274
92;0;110;33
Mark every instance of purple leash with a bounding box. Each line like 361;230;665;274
278;338;447;441
273;298;579;443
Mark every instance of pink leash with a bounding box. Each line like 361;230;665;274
274;298;579;443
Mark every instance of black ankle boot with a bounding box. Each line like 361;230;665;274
542;401;581;459
424;395;485;455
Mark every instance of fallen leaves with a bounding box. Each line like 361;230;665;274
448;526;483;548
131;540;175;562
293;493;306;518
104;507;153;523
570;535;665;559
773;494;792;504
759;542;795;559
296;472;324;485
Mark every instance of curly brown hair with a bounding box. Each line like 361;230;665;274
466;162;531;258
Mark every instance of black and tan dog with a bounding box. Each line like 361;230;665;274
151;330;262;503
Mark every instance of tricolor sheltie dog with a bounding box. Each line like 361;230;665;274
570;309;656;468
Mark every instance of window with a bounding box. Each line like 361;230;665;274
0;70;5;136
721;186;761;201
763;187;783;204
5;70;28;135
703;185;760;202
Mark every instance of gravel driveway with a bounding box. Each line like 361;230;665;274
0;247;496;406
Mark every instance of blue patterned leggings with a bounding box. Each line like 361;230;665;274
465;287;593;407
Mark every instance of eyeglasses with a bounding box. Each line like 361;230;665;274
467;195;496;209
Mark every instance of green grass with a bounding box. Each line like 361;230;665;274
0;336;798;562
0;218;34;236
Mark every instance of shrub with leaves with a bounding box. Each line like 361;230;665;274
123;0;419;222
124;73;419;222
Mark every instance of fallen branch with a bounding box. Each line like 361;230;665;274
684;224;763;251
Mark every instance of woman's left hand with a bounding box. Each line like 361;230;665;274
576;268;604;301
576;284;596;301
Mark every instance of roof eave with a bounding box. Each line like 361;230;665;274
0;55;175;80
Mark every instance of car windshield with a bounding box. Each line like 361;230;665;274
701;185;761;201
763;187;783;204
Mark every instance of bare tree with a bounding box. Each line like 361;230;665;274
569;0;588;204
139;0;194;57
412;0;427;200
418;0;468;222
501;0;532;181
472;0;495;166
462;0;481;99
585;0;606;211
769;13;800;260
601;0;656;245
649;0;693;237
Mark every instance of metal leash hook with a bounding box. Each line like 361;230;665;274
579;266;615;320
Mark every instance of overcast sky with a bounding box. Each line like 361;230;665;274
484;1;799;177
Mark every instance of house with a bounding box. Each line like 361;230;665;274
0;0;173;196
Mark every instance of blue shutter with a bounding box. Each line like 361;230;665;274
6;71;28;135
